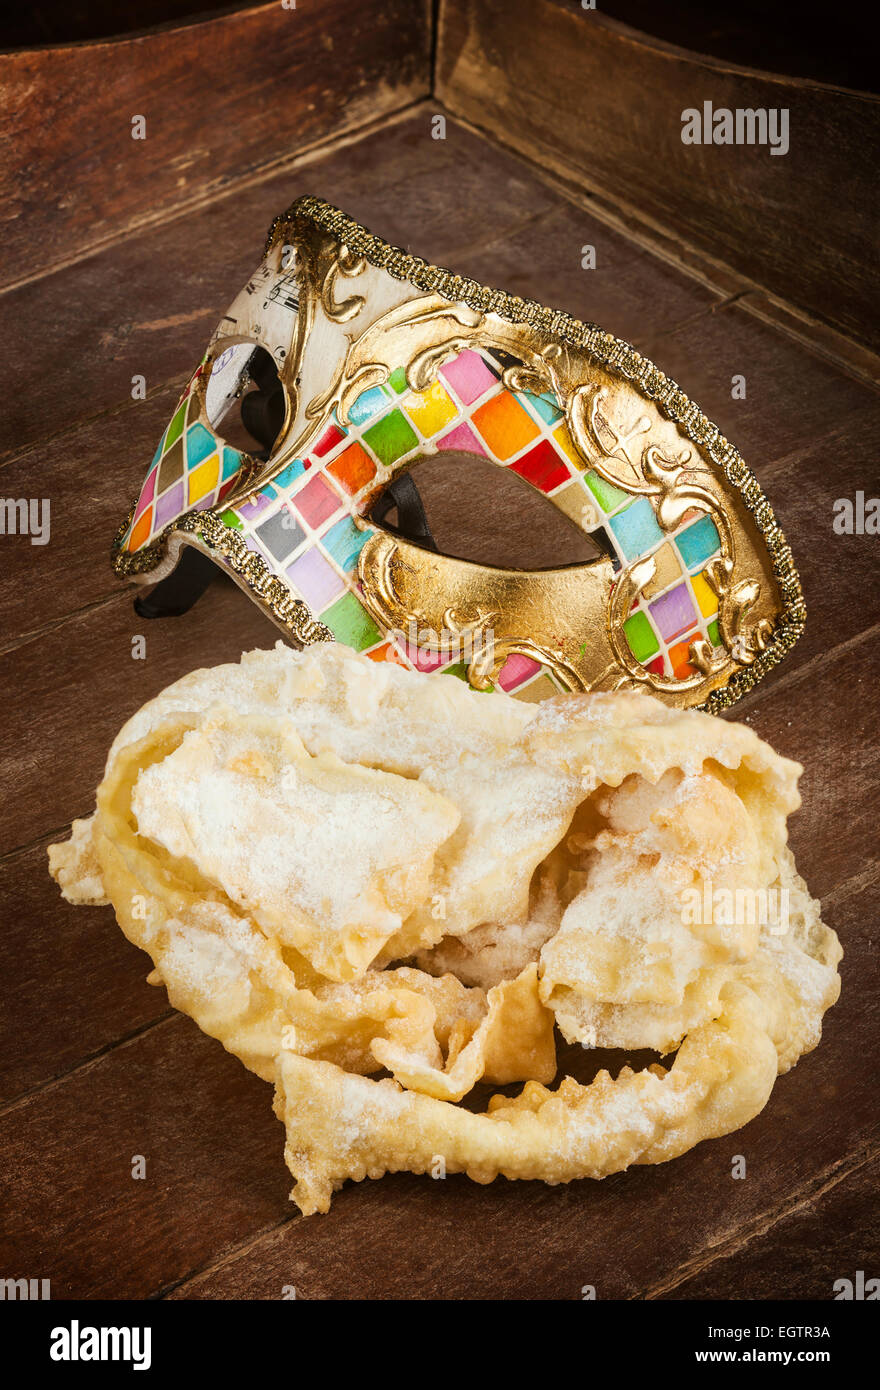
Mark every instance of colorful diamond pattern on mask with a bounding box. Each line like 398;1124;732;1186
125;367;247;552
127;345;725;695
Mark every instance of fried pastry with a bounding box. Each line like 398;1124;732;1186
49;642;841;1213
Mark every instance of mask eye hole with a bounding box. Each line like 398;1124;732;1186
369;452;609;570
205;342;285;460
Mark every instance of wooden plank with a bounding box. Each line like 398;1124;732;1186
450;196;723;355
0;582;278;857
0;1017;289;1299
504;172;880;389
756;410;880;672
0;0;431;290
437;0;880;350
731;637;879;901
734;291;880;394
0;837;170;1107
636;299;879;469
0;386;179;644
596;0;876;91
656;1157;879;1300
7;1;264;49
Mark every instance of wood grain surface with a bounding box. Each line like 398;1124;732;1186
437;0;880;352
0;0;431;290
1;61;878;1299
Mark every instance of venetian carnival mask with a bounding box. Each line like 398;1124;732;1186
113;196;804;711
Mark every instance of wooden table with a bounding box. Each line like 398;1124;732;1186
1;5;878;1301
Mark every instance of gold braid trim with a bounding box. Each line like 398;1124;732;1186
111;505;333;648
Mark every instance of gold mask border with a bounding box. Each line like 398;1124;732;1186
112;195;805;714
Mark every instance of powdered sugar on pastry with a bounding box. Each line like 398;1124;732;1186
130;709;460;981
47;814;108;906
48;642;841;1214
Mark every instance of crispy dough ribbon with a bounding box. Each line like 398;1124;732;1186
49;643;841;1214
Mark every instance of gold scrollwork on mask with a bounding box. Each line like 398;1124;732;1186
319;241;367;323
568;386;772;694
254;211;791;707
